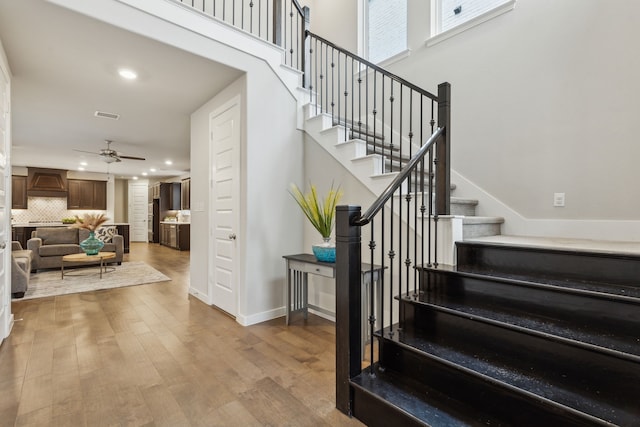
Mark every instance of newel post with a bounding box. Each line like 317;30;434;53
335;205;362;415
436;82;451;215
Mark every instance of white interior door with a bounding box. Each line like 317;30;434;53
128;180;148;242
0;62;11;341
209;99;240;316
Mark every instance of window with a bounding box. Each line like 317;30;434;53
366;0;407;64
431;0;515;40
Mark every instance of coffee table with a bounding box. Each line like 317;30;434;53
61;252;116;279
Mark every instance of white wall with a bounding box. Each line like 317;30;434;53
191;72;305;325
304;0;640;241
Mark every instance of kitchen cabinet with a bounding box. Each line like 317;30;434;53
67;179;106;210
149;183;160;200
160;183;181;211
181;178;190;210
160;223;190;250
12;175;28;209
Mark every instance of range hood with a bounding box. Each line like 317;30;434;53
27;168;68;197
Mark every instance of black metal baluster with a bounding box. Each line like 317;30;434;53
223;0;226;21
351;57;354;141
331;47;335;122
369;220;376;373
389;81;394;172
324;43;328;114
296;11;300;69
365;65;369;151
372;71;377;156
337;52;341;131
420;96;425;274
357;66;362;139
289;2;294;66
380;207;385;345
410;90;417;298
399;84;403;173
319;42;324;113
381;77;385;170
428;99;435;267
314;38;318;115
388;194;394;337
343;53;348;140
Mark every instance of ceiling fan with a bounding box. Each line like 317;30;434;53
74;140;146;163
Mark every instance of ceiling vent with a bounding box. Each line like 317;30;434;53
94;110;120;120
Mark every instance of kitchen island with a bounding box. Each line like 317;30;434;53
12;223;130;253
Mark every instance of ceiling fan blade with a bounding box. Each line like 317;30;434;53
73;148;100;155
119;155;146;161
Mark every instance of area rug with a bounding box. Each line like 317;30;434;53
14;261;171;300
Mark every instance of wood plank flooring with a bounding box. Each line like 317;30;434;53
0;243;363;427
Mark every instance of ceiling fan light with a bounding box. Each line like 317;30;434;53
102;156;117;164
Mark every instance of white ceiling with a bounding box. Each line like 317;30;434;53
0;0;243;179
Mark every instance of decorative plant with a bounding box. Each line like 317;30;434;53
71;213;109;231
290;182;343;239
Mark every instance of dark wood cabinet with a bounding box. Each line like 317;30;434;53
181;178;190;210
67;179;107;210
160;183;181;211
160;223;189;250
11;175;28;209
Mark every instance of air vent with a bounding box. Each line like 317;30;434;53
94;110;120;120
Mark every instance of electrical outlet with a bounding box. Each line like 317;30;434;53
553;193;565;207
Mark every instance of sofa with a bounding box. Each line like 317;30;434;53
11;241;32;298
27;226;123;272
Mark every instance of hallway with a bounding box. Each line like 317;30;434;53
0;243;361;426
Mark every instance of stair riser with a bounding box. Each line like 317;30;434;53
378;337;593;426
457;242;640;287
420;270;640;330
391;303;640;424
351;384;426;427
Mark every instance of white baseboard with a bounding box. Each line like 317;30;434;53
236;306;286;326
188;287;210;305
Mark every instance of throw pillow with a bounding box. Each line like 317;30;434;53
95;226;117;243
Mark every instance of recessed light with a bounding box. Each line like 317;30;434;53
165;160;172;165
118;68;138;80
80;161;88;166
78;167;85;171
132;176;139;180
149;168;156;172
142;172;148;176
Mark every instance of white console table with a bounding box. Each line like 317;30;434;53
283;254;385;356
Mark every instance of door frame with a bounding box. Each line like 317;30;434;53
208;95;241;316
0;51;12;341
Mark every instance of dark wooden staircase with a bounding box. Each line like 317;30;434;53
349;240;640;426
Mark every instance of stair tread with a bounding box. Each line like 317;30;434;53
435;264;640;300
351;365;507;427
380;325;636;425
408;287;640;360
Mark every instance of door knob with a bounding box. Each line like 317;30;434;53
228;233;236;240
0;242;5;249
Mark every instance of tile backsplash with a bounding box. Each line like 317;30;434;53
11;197;106;223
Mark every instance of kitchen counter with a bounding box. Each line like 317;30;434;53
159;221;191;225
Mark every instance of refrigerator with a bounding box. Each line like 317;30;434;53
148;199;159;243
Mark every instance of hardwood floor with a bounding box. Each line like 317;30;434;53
0;243;363;427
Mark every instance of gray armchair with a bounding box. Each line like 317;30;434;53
11;241;32;298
